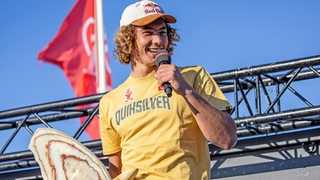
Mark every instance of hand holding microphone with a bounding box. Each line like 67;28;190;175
155;49;172;97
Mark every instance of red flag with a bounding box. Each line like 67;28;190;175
38;0;112;140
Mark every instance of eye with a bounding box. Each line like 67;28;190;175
160;31;167;36
142;30;153;35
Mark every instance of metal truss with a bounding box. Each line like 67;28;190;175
0;55;319;178
212;55;320;138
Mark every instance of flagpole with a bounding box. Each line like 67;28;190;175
95;0;107;93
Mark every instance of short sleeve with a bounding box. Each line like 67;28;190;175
193;66;232;112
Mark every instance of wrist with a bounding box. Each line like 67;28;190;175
183;87;197;99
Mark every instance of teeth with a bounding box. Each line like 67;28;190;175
149;50;157;53
148;48;161;53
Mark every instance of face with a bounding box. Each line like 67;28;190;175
133;18;168;67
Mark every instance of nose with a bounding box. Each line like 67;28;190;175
153;33;163;46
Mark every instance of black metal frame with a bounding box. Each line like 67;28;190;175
0;55;319;178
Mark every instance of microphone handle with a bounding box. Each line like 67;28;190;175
163;82;172;97
157;57;172;97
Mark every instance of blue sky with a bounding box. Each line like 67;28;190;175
0;0;320;150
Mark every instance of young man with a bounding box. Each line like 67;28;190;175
99;0;237;179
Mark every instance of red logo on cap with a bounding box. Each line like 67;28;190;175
144;2;162;14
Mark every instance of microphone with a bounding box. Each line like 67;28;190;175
155;49;172;97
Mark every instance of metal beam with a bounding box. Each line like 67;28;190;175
0;55;319;178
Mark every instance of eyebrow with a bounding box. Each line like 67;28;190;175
141;25;167;31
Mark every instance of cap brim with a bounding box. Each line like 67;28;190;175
131;14;176;26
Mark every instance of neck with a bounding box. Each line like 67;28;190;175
130;62;157;78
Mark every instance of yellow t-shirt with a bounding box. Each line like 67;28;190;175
99;66;231;179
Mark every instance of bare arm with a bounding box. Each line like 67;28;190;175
108;151;122;178
155;65;237;149
183;88;237;149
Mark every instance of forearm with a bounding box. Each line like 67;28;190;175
183;88;237;149
155;65;237;148
108;151;122;178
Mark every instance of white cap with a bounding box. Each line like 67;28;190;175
120;0;176;27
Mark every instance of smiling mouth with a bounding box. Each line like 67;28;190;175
146;49;158;58
147;48;164;57
148;48;159;53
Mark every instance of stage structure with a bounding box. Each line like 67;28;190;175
0;55;319;179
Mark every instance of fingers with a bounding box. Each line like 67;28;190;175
154;64;176;85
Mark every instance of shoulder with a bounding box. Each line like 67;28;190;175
178;65;211;83
178;65;205;74
100;83;127;106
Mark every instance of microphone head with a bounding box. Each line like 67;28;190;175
155;49;171;67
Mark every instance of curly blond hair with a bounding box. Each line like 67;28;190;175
114;23;180;64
